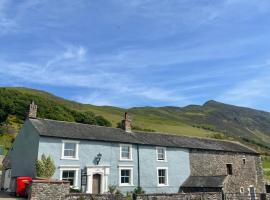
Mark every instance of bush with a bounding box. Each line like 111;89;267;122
133;187;145;195
36;154;56;178
108;184;122;195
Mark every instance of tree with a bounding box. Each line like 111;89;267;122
36;154;56;178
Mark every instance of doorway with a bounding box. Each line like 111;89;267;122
92;174;101;194
249;186;256;200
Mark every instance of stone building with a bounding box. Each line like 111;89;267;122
2;102;266;196
181;150;265;196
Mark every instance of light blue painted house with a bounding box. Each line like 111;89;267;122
3;102;261;195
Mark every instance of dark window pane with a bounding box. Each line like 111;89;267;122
62;171;68;178
226;164;233;175
68;171;75;177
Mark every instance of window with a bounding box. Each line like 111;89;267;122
120;144;132;160
64;143;76;157
157;168;168;186
242;157;246;164
226;164;233;175
156;147;166;161
60;167;79;188
61;140;79;159
240;187;244;194
119;167;133;186
62;170;76;186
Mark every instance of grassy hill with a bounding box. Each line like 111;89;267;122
0;87;270;180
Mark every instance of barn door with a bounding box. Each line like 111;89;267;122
92;174;101;194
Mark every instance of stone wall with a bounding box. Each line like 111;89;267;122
28;179;70;200
66;193;123;200
136;193;222;200
189;149;266;194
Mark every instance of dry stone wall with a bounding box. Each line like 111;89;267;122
189;149;266;194
28;180;70;200
136;193;222;200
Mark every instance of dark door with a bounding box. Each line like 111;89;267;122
92;174;101;194
249;187;256;200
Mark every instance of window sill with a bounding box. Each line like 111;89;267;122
119;184;134;187
157;160;168;162
119;159;133;162
61;157;79;160
157;184;169;187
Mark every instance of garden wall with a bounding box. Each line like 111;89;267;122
136;192;222;200
28;179;70;200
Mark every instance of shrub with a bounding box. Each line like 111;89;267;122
108;184;118;194
133;187;145;195
36;154;56;178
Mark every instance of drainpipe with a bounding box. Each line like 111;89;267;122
137;144;141;187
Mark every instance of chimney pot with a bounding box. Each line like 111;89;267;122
122;112;131;132
28;101;38;119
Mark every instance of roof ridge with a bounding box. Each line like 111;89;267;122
31;117;124;131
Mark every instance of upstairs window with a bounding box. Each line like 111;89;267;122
62;140;79;159
157;147;166;161
226;164;233;175
120;144;132;160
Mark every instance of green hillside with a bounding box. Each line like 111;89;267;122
0;87;270;180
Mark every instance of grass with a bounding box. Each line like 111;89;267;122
262;156;270;181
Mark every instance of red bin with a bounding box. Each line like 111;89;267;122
16;176;32;197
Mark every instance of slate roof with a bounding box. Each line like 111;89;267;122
181;176;227;188
29;118;257;154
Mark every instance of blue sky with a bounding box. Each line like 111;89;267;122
0;0;270;110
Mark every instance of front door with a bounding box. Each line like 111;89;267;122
92;174;101;194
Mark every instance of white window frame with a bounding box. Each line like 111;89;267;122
156;147;167;162
59;166;80;188
61;140;80;160
157;167;169;187
120;144;133;161
240;187;244;194
119;167;134;186
248;185;256;199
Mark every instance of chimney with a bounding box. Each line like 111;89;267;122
28;101;38;119
122;112;132;132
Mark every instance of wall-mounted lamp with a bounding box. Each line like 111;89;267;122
96;153;102;165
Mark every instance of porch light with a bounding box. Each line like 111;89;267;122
96;153;102;165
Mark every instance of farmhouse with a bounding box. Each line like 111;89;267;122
1;102;266;196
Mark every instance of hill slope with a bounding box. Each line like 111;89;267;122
1;87;270;152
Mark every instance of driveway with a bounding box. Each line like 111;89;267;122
0;192;25;200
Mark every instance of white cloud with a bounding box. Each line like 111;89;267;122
44;45;87;70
